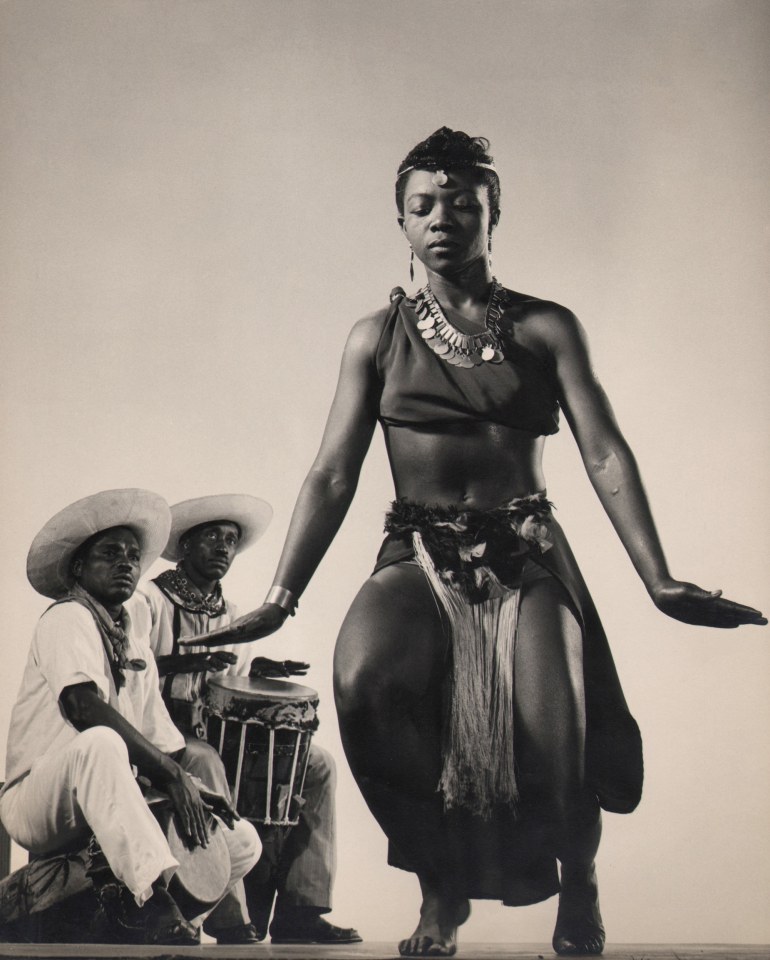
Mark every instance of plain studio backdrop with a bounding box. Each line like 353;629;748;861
1;0;768;946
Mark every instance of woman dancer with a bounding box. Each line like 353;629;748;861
195;128;765;956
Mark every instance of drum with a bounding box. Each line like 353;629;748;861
205;676;319;827
0;793;230;941
145;789;231;920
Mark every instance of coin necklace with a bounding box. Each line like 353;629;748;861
413;279;506;368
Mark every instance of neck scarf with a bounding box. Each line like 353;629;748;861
65;583;146;690
153;565;226;617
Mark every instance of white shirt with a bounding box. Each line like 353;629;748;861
140;580;252;702
3;593;184;789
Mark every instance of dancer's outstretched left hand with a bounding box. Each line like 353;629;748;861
651;579;767;628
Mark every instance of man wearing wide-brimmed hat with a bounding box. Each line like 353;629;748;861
142;493;360;946
145;494;275;741
0;489;260;946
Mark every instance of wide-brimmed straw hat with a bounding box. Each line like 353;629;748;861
27;488;172;599
162;494;273;562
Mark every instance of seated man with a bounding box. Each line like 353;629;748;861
142;493;361;945
0;489;260;946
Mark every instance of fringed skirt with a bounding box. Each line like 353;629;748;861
373;495;644;905
383;494;554;818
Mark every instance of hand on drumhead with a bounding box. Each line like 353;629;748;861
179;603;289;648
651;578;767;628
249;657;310;679
166;769;211;849
203;651;239;671
160;651;239;674
198;785;240;830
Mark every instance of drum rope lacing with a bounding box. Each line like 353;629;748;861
205;676;319;826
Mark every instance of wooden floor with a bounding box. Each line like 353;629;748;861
0;944;767;960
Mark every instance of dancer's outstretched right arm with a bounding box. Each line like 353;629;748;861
186;314;383;648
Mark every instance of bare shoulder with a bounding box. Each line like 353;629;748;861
502;289;585;355
344;302;394;361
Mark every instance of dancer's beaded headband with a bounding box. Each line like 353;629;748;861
397;161;497;187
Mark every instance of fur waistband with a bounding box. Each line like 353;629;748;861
383;494;553;603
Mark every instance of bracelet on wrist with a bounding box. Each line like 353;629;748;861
265;585;298;617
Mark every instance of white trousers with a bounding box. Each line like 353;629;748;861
0;726;259;909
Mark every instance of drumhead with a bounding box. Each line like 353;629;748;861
207;675;319;703
166;816;230;918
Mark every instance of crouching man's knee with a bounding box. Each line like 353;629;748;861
70;725;130;771
223;817;261;885
177;739;230;797
305;743;337;794
75;724;127;751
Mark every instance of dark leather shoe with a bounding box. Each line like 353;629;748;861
270;913;362;944
91;882;199;946
215;922;265;944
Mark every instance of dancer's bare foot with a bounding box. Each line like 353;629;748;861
398;880;471;957
552;862;605;956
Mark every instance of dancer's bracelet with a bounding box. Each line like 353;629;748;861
265;586;298;617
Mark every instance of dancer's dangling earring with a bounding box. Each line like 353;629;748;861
409;245;415;283
487;234;493;272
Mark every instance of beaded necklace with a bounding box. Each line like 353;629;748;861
413;278;508;368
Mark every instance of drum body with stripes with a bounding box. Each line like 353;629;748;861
205;676;319;826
